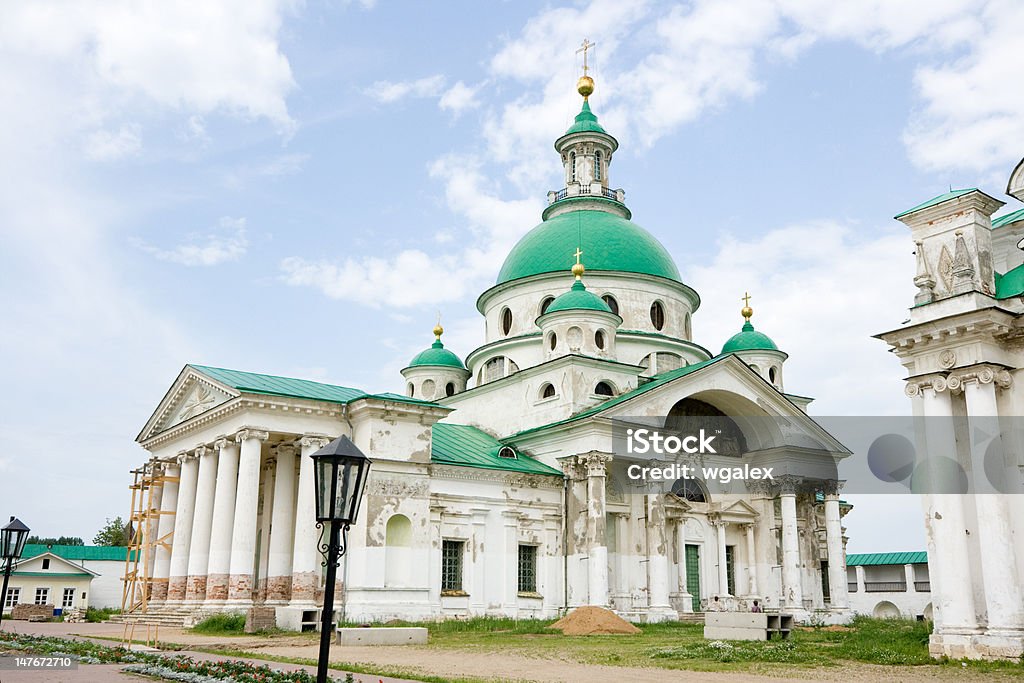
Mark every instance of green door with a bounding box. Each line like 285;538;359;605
685;544;701;612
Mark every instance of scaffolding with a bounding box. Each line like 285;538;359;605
121;459;176;614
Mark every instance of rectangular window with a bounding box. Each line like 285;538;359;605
821;561;831;603
62;588;75;608
518;545;537;593
725;545;736;596
4;587;19;608
441;540;464;593
35;588;49;605
41;558;50;570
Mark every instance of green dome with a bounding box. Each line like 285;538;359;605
563;100;608;136
721;321;778;354
545;280;613;315
408;340;466;369
497;210;681;285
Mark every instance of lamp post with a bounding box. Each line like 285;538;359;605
310;435;371;683
1;517;30;626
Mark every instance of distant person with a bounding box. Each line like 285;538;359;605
751;600;763;613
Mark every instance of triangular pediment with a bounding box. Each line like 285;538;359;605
716;499;760;521
137;366;239;443
14;552;99;577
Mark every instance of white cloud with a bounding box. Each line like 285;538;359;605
366;75;447;103
83;123;142;161
439;81;482;115
136;216;249;267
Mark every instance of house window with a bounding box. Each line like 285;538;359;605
650;301;665;330
62;588;75;608
570;152;577;182
501;307;513;336
594;151;602;182
725;545;736;596
540;383;556;399
441;540;464;593
540;296;555;315
595;329;606;350
483;356;505;383
41;558;50;570
4;587;19;608
445;382;456;397
601;294;618;315
34;588;49;605
594;381;614;396
518;544;538;593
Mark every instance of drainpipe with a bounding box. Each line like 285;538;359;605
562;475;569;613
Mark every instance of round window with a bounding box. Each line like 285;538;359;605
501;307;513;335
595;329;605;349
650;301;665;330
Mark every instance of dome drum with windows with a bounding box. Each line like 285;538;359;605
402;324;471;400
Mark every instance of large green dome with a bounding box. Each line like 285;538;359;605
407;340;466;370
497;210;681;285
721;321;778;354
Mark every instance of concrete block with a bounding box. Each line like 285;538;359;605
706;612;767;629
703;626;768;641
336;627;428;646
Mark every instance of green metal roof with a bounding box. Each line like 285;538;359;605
13;571;93;577
563;100;608;136
846;551;927;566
512;357;724;438
995;264;1024;299
894;188;977;219
431;423;562;476
545;280;613;314
721;321;779;354
992;207;1024;228
407;340;466;370
22;544;131;562
497;210;681;285
190;365;441;408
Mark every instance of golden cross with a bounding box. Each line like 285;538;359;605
577;38;595;75
742;292;752;307
574;247;584;265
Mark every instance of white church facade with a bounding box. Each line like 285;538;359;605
128;73;855;629
878;159;1024;660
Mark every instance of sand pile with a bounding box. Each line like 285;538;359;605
548;606;641;635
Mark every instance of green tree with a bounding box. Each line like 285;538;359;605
27;535;85;546
92;517;132;546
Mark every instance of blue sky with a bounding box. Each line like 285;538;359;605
2;0;1021;551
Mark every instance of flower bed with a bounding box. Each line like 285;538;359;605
0;631;342;682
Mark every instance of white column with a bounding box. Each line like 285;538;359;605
646;495;673;619
291;435;329;605
824;490;848;609
583;454;609;606
167;451;199;603
905;564;916;593
744;523;759;597
150;462;179;604
228;428;267;604
615;513;630;595
676;519;692;612
714;519;729;596
779;480;803;609
963;378;1024;635
205;437;239;604
920;385;976;632
185;445;217;602
256;457;276;599
855;565;866;594
267;444;297;603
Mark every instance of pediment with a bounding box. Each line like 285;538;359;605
716;499;760;521
15;552;98;576
137;366;238;443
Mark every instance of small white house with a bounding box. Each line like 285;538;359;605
846;552;932;620
2;544;131;615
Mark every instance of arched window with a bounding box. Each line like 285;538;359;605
594;381;614;396
570;152;577;182
594;151;602;182
684;311;692;339
484;356;505;383
656;352;683;373
540;296;555;315
385;514;412;587
540;383;556;399
650;301;665;330
667;398;747;456
422;379;435;399
671;477;708;503
595;329;606;350
501;307;513;336
406;382;414;397
445;382;456;397
601;294;619;315
769;366;778;384
548;332;557;350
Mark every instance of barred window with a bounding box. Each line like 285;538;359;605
441;540;464;593
518;544;537;593
4;587;19;608
62;588;75;608
34;587;49;605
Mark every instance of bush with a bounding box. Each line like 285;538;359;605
190;613;246;634
85;607;120;623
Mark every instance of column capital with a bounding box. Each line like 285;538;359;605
236;428;269;443
577;451;611;477
176;450;195;464
820;479;844;498
777;475;801;495
194;444;208;458
276;443;297;458
214;435;236;450
298;434;330;450
263;456;277;471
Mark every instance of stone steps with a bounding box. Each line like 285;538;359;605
677;612;705;624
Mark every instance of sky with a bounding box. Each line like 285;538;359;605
1;0;1022;552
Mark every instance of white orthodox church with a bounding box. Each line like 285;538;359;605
878;160;1024;660
128;72;855;630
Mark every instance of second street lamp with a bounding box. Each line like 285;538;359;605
311;435;372;683
1;516;30;626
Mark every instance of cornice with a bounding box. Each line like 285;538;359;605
429;464;564;490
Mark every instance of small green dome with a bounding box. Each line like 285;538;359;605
545;280;613;315
497;210;681;285
563;100;608;136
408;340;466;369
721;320;778;354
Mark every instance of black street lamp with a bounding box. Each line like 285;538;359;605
311;435;371;683
1;517;30;626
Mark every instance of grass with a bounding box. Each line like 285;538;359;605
190;612;247;634
85;606;120;623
